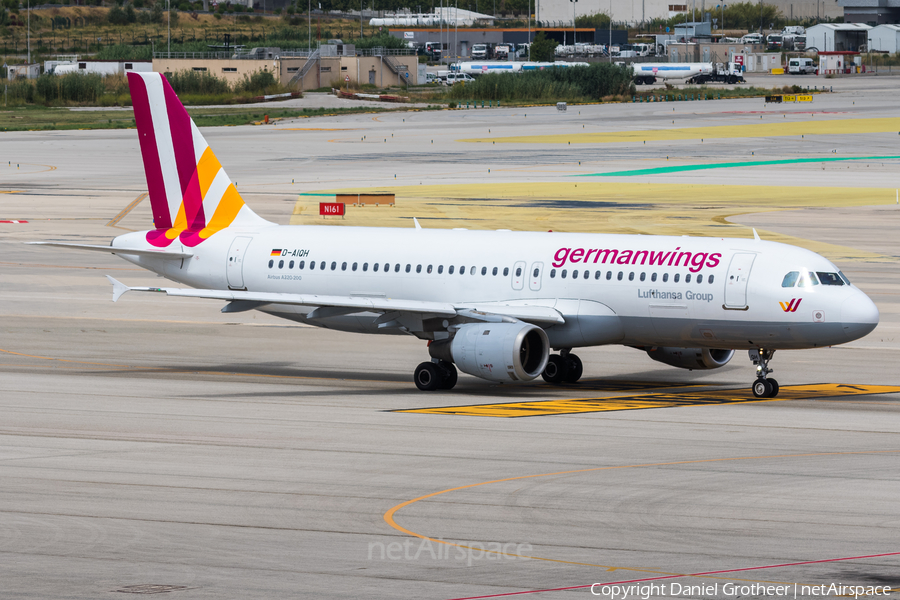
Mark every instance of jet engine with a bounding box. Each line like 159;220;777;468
429;322;549;383
645;347;735;370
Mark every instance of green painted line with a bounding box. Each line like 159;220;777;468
582;155;900;177
298;193;336;196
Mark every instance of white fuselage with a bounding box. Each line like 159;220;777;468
113;225;879;351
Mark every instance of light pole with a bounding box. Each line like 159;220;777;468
569;0;576;48
167;0;171;57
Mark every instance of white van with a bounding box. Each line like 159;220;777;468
788;57;816;75
445;73;475;85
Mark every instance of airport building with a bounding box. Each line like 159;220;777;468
867;23;900;52
152;44;421;89
806;22;871;52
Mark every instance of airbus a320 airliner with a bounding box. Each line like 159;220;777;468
34;72;879;396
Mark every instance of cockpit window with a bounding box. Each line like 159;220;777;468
839;271;851;285
798;270;819;287
782;272;799;287
816;272;844;286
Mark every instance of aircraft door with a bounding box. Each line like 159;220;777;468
529;262;543;291
512;261;526;290
724;252;756;309
226;236;252;289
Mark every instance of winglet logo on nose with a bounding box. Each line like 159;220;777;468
779;298;802;312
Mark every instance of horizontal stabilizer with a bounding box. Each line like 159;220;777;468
29;242;193;259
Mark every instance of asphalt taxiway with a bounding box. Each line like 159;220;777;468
2;77;900;599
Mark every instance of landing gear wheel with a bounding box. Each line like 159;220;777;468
564;354;583;383
767;379;779;398
752;378;773;398
414;361;443;391
438;361;458;390
541;354;569;384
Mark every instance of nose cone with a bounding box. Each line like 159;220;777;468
841;293;879;342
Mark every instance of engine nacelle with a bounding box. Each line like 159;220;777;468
430;322;549;383
645;347;735;370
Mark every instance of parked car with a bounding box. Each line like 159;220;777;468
445;73;475;85
788;57;816;75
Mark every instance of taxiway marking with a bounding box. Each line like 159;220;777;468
382;452;900;598
397;384;900;417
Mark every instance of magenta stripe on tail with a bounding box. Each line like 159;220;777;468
163;77;206;231
127;72;172;230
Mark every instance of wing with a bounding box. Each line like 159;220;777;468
105;277;565;328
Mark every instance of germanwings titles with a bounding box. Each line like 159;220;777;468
33;72;880;396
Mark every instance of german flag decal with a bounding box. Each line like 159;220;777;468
270;249;282;257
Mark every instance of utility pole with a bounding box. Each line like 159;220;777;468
528;0;531;60
608;0;612;62
167;0;171;57
27;0;30;65
570;0;576;48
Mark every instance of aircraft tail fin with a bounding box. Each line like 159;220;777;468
127;71;269;248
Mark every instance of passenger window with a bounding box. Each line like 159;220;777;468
278;260;284;269
268;259;274;268
651;273;657;282
319;261;325;270
471;267;476;276
363;263;369;272
492;267;498;276
373;263;379;272
817;272;843;286
617;272;623;281
416;265;422;273
384;263;389;272
428;265;433;274
595;270;601;280
515;267;521;277
685;274;691;283
482;267;487;276
561;269;567;279
394;264;401;273
640;272;646;282
662;273;668;282
310;261;316;270
438;265;444;274
782;271;799;287
352;262;357;271
550;269;556;278
406;264;411;273
341;262;347;271
798;271;819;287
289;260;294;269
628;272;634;281
709;274;715;284
571;270;578;279
697;274;703;283
449;265;455;275
331;262;336;271
299;260;305;269
674;273;680;283
606;271;612;281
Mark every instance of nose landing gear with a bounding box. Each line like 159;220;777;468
749;349;779;398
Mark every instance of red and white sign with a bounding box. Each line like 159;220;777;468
319;202;345;216
482;65;488;72
734;55;744;66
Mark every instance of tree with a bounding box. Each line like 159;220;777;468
530;32;555;62
107;4;128;24
168;8;179;27
124;3;137;22
150;1;163;23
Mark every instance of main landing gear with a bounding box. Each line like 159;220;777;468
414;360;458;391
541;350;583;385
749;349;779;398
